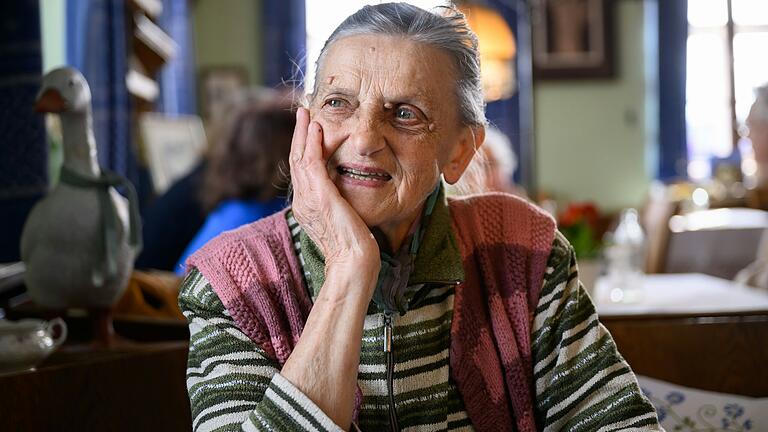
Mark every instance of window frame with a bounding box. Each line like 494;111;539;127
688;0;768;152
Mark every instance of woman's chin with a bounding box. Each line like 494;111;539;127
336;179;392;209
333;178;426;235
345;197;391;228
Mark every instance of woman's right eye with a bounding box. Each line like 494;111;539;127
325;98;346;108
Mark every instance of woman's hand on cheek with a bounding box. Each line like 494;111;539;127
290;108;381;278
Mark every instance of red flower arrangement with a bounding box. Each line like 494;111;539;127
558;202;602;259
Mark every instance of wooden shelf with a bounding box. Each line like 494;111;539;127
126;4;177;114
126;66;159;102
133;13;177;75
128;0;162;19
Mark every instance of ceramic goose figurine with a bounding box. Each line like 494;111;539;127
21;67;141;309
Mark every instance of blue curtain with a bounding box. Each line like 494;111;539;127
157;0;197;115
66;0;138;187
657;0;688;180
0;0;47;261
483;0;534;191
262;0;306;87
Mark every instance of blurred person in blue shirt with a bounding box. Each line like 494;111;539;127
174;90;295;274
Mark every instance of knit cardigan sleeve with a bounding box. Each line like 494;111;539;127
531;232;662;431
179;268;344;432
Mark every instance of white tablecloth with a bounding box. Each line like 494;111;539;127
593;273;768;316
636;375;768;431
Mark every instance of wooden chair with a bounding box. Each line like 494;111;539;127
640;194;679;274
664;208;768;279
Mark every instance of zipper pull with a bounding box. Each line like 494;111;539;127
383;313;393;353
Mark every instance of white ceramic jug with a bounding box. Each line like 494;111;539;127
0;318;67;374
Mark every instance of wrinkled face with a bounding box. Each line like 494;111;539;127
310;35;474;236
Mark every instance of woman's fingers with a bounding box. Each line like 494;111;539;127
287;110;379;267
304;121;324;166
289;110;333;215
290;107;310;164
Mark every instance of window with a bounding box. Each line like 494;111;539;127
304;0;449;93
686;0;768;180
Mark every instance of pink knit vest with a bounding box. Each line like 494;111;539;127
188;193;555;432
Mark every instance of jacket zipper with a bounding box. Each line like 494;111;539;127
383;312;399;432
381;281;459;431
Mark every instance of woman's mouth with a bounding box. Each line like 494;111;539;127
336;164;392;186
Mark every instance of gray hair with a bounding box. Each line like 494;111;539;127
751;83;768;124
311;2;486;127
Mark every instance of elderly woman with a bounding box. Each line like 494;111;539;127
180;3;660;431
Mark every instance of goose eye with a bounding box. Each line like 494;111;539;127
68;80;75;88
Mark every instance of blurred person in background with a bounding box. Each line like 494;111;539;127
135;161;207;271
736;84;768;289
748;84;768;186
449;125;525;197
173;91;295;274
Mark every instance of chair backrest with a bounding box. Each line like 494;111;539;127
640;195;679;274
665;208;768;279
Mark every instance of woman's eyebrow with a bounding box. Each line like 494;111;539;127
317;85;358;98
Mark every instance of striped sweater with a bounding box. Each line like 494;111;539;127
180;211;661;431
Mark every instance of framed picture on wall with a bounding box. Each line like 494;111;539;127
199;66;248;121
532;0;615;79
139;113;207;195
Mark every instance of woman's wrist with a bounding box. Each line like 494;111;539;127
321;260;380;304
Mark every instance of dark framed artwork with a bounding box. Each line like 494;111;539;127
532;0;615;79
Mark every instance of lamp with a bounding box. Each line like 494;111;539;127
459;2;517;102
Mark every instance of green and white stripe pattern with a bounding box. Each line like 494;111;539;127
532;235;661;431
180;219;661;431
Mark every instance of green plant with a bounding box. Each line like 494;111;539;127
558;202;602;259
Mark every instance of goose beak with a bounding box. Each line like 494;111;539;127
35;88;66;113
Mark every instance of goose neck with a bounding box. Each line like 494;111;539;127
60;110;100;178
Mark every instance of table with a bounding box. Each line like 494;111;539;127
592;273;768;397
593;273;768;316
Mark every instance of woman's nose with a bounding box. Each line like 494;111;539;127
347;116;386;156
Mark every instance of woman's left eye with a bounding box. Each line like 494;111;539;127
326;98;345;108
395;106;425;125
395;107;415;120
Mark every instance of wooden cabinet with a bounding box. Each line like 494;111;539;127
0;341;191;431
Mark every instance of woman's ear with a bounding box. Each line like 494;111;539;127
443;125;485;184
